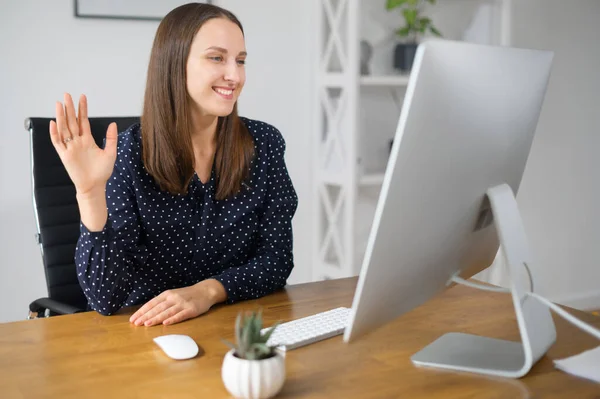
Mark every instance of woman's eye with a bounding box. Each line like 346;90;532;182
237;59;246;65
209;56;223;62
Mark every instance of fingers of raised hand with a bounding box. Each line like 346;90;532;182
49;120;65;152
54;101;71;145
53;93;94;152
77;94;92;138
63;93;80;138
54;100;78;150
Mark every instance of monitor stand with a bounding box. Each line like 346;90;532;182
410;183;557;378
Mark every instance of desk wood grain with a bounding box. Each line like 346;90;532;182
1;278;599;398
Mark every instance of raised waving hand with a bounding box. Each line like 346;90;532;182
49;93;118;196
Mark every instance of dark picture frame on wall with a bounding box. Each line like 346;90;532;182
74;0;212;22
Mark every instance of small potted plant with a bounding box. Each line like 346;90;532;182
386;0;443;72
222;310;285;399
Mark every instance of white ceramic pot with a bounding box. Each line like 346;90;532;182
221;349;286;399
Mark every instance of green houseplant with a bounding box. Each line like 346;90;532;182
221;310;286;399
386;0;443;72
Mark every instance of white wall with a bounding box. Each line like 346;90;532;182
0;0;314;323
507;0;600;310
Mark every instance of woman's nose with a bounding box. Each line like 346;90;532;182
224;61;241;83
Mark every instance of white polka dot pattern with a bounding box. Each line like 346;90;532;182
74;117;298;315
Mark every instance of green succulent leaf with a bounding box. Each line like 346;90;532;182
247;343;271;361
225;309;281;360
234;312;242;346
241;316;252;350
221;338;237;352
253;343;270;353
261;322;280;344
252;313;262;343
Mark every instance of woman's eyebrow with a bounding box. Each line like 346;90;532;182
205;46;247;56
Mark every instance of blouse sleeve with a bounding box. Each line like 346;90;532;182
75;138;148;315
212;128;298;302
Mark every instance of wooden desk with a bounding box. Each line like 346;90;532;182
1;278;599;398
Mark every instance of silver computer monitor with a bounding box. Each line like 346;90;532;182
343;39;555;378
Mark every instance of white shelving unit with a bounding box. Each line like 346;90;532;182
359;75;410;86
313;0;512;281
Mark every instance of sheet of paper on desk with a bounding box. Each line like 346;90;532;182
554;346;600;383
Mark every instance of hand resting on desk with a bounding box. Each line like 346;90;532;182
129;278;227;326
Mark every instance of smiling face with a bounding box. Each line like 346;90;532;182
186;18;247;118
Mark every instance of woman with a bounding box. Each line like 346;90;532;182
49;3;298;327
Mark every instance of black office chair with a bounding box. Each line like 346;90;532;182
25;116;140;317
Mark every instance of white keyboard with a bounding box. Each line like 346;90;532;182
261;307;352;350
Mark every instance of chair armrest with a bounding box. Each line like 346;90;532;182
29;297;84;316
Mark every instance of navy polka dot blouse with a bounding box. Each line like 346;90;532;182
75;117;298;315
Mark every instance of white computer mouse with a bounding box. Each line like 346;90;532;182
153;334;199;360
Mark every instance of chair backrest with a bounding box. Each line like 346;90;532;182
25;117;140;311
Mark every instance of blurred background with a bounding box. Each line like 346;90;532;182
0;0;599;323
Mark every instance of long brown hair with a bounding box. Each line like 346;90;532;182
141;3;254;200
